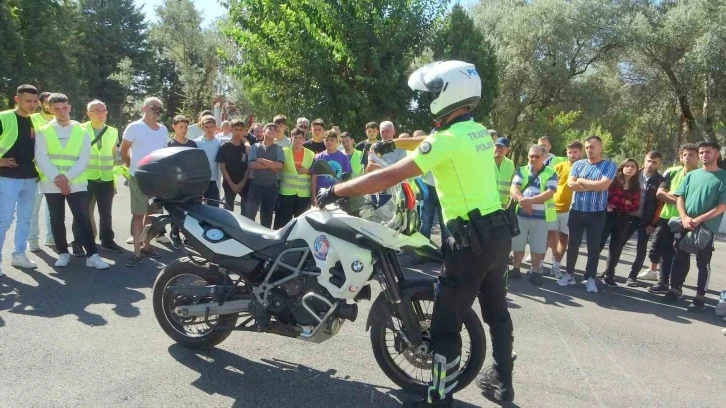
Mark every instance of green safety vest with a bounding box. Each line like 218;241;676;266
0;110;20;157
38;122;87;185
546;155;566;167
82;122;118;182
517;165;557;222
659;166;688;220
280;146;314;197
494;157;515;207
348;149;363;176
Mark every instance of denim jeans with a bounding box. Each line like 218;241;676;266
419;184;450;241
28;184;53;243
0;177;38;260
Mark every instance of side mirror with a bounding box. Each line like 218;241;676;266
312;160;337;178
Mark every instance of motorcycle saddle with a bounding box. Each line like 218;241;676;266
186;204;294;251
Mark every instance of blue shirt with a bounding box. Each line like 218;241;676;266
512;165;558;220
569;159;616;212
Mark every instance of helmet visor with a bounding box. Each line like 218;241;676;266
408;62;444;92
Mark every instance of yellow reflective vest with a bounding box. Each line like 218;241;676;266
280;146;314;197
347;149;363;177
82;122;118;181
494;157;515;208
38;122;87;185
517;165;556;222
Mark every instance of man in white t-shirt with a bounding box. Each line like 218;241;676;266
120;97;169;267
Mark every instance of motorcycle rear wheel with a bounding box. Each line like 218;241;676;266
152;258;238;348
369;289;486;395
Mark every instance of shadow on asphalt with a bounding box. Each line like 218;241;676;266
507;267;725;328
0;244;180;327
167;344;482;408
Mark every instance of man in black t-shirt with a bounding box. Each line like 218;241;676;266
302;118;326;153
0;84;42;275
217;119;250;213
355;121;379;167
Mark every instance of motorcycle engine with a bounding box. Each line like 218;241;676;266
266;276;334;327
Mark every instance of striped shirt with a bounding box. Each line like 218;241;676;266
512;165;558;220
569;159;616;212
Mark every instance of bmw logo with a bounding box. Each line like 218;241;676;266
351;260;364;273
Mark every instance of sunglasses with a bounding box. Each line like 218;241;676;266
149;105;164;113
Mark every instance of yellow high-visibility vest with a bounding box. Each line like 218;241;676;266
280;146;314;197
38;122;87;185
82;122;118;181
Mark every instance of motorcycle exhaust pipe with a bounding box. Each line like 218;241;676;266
173;299;252;318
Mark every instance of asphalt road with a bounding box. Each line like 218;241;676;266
1;183;725;408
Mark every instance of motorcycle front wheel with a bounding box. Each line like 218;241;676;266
369;288;486;395
152;258;238;348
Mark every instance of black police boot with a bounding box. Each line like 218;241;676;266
477;366;515;404
402;395;453;407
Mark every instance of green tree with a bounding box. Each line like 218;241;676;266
224;0;449;136
150;0;228;119
431;3;497;122
75;0;150;126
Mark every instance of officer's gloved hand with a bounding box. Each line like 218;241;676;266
317;186;340;208
372;140;395;155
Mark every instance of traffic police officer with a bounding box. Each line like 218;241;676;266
317;61;515;406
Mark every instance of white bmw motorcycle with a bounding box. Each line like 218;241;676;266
137;147;486;395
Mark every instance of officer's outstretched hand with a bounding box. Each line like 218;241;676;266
317;187;340;208
372;141;395;155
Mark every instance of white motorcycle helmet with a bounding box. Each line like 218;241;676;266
408;60;482;121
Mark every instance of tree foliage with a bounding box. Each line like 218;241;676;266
224;0;449;133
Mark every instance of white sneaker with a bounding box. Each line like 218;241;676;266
637;269;658;281
11;253;38;269
86;254;110;270
585;277;599;293
550;264;563;279
126;236;134;244
55;253;71;267
155;235;171;244
557;273;576;286
28;240;41;252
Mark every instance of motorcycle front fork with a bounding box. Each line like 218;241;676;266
377;250;424;348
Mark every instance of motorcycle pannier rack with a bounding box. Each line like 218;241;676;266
135;147;212;200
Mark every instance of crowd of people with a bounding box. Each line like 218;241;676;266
1;83;725;314
495;132;726;312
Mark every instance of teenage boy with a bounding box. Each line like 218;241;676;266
341;132;363;176
194;115;222;205
303;118;326;153
664;141;726;312
29;91;55;250
648;144;700;293
217;119;250;213
0;85;41;275
275;127;314;228
35;93;109;269
245;123;284;228
549;141;583;278
168;115;197;148
355;121;379;167
624;151;664;286
273;114;291;147
311;130;352;204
